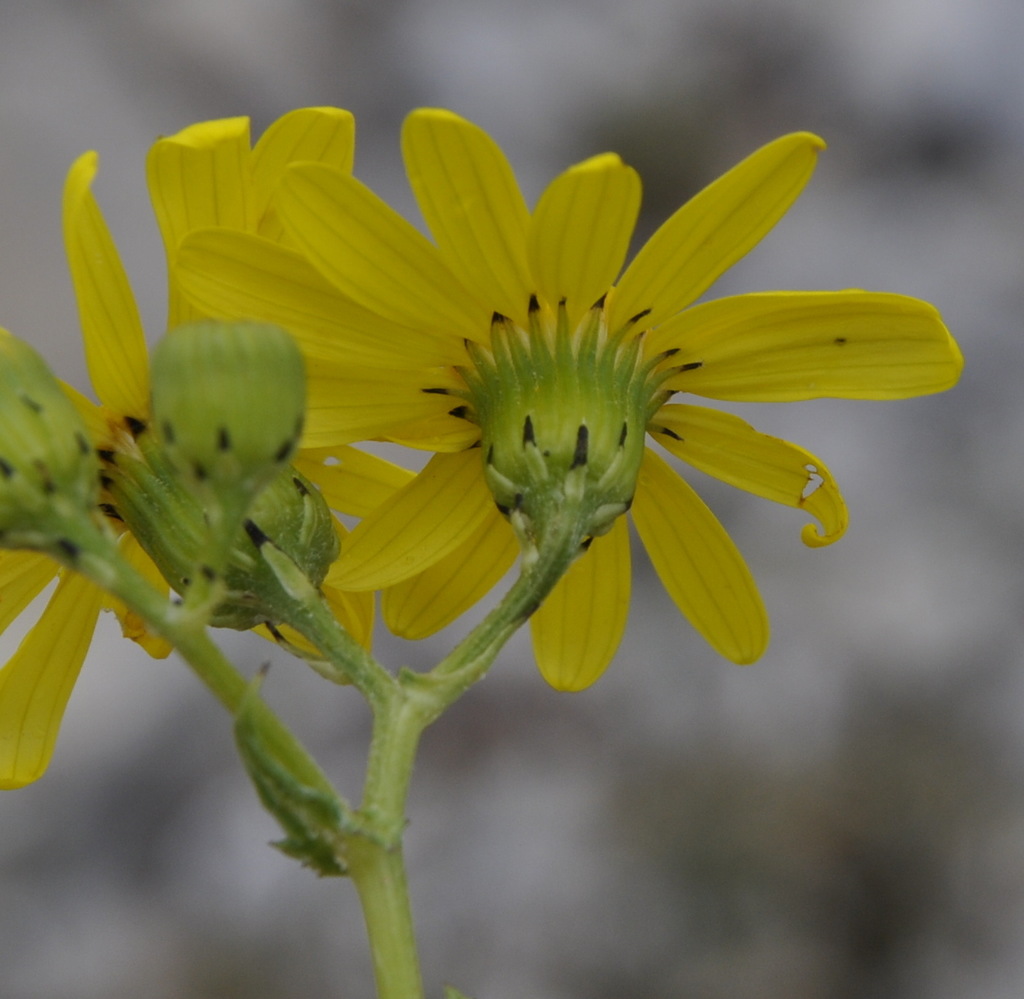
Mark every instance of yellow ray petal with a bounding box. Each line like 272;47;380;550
0;570;103;788
59;381;107;443
62;152;149;416
251;107;356;241
402;109;533;325
528;153;640;330
278;163;489;342
650;404;847;547
147;117;254;327
631;448;768;664
609;132;825;331
303;367;456;448
332;450;494;590
0;551;58;634
382;507;516;639
294;446;414;518
653;291;963;400
386;415;482;453
530;514;631;691
175;229;454;368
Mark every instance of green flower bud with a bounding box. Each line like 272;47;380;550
219;463;340;630
102;430;339;631
150;320;305;505
0;329;99;551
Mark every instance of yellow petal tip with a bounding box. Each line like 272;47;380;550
791;131;827;153
408;107;468;124
800;521;844;548
540;671;602;693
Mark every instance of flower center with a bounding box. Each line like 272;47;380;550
458;295;667;552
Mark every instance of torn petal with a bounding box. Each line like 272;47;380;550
651;403;848;546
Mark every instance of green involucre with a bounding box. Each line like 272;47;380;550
461;299;665;549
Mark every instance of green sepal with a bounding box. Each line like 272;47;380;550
234;669;353;877
443;988;474;999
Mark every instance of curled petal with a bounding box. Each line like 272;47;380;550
322;571;375;649
102;534;173;658
0;571;103;788
650;404;848;546
652;291;963;400
530;514;631;691
610;132;825;331
256;586;375;654
631;448;768;664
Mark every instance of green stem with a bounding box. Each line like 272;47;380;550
419;507;586;706
298;509;586;998
71;519;425;997
336;685;433;997
272;570;394;709
62;498;586;999
347;824;423;999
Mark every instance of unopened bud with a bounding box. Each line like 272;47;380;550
0;329;99;551
151;321;305;506
218;465;340;629
103;430;339;631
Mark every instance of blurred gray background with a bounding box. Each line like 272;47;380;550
0;1;1020;996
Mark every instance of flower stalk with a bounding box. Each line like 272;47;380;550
280;484;602;999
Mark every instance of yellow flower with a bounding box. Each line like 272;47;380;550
142;108;396;644
0;108;379;788
174;109;964;691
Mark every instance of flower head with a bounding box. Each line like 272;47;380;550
174;109;964;691
1;108;384;787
